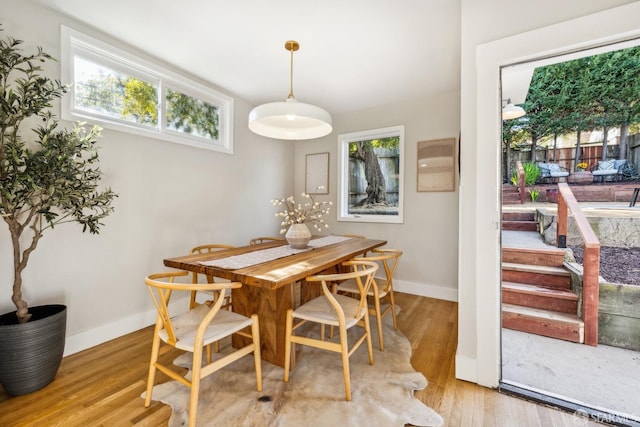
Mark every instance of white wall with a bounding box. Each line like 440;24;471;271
457;0;640;385
9;0;637;370
294;92;461;302
0;2;292;355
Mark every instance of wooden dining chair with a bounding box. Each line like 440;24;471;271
249;236;284;245
335;248;402;351
189;244;236;310
283;260;378;401
144;271;262;427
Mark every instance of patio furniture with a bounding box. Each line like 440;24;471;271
537;162;569;183
591;159;627;183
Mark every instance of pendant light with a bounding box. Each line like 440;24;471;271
502;98;526;120
248;40;333;140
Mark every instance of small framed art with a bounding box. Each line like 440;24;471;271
305;152;329;194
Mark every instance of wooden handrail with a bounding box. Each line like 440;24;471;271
556;183;600;346
516;161;525;205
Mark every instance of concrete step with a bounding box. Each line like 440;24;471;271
502;262;571;289
502;220;538;232
502;247;565;267
502;303;584;343
502;281;578;314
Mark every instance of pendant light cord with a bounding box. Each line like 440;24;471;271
288;49;293;98
283;40;299;100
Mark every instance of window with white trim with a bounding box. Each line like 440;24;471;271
61;26;233;153
337;125;404;224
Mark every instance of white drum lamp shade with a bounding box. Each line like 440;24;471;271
249;99;332;140
248;40;333;140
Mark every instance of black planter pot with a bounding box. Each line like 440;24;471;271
0;304;66;396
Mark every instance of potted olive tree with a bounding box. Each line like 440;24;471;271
0;30;117;395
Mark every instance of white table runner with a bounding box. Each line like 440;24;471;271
199;235;353;269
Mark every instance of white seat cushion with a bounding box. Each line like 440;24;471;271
550;171;569;178
159;304;253;351
292;294;366;328
592;169;617;176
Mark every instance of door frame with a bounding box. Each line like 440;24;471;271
471;3;640;387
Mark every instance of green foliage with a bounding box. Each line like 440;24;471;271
122;78;158;125
528;189;540;202
510;162;540;186
0;28;117;322
348;136;399;156
166;89;219;140
507;45;640;148
76;70;158;126
75;66;219;140
75;72;124;116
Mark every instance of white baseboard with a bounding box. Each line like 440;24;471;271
64;308;158;357
455;353;478;383
394;278;458;302
64;281;458;357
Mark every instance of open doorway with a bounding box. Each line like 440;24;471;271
499;40;640;424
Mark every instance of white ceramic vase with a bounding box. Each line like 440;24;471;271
285;223;312;249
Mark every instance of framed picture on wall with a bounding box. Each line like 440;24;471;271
417;138;456;192
337;125;405;223
305;152;329;194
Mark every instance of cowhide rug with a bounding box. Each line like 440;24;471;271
143;311;443;427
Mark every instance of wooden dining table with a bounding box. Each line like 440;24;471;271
163;236;386;368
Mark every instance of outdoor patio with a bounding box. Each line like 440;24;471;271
503;181;640;205
502;328;640;424
501;198;640;426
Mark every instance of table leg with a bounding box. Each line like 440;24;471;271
300;279;322;304
232;283;295;368
300;264;343;304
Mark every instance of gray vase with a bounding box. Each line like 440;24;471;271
285;223;312;249
0;304;67;396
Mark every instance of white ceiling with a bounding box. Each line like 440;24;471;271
36;0;461;116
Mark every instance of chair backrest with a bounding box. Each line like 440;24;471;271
145;271;241;346
191;244;236;254
249;237;284;245
190;244;236;284
354;248;402;293
305;260;378;323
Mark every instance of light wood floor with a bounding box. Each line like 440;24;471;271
0;293;601;426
